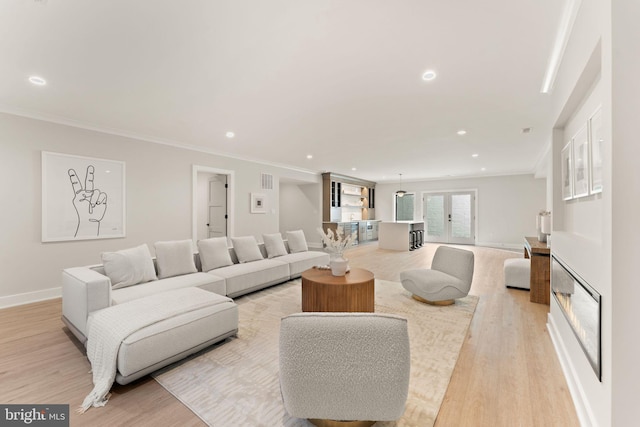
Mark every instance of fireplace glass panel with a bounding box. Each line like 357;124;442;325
551;255;601;381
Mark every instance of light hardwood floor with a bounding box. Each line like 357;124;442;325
0;243;579;426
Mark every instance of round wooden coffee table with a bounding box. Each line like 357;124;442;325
301;267;375;312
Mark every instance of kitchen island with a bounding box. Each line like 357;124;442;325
378;221;425;251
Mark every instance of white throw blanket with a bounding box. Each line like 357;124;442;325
80;287;220;412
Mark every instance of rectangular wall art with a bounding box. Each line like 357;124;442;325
250;192;267;214
561;141;573;201
572;125;589;198
589;106;603;194
42;151;126;242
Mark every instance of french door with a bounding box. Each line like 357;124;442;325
423;191;475;245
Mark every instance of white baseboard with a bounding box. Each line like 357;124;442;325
547;313;597;427
0;287;61;309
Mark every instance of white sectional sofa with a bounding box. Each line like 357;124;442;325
62;236;329;344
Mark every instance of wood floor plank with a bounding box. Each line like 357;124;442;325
0;242;579;426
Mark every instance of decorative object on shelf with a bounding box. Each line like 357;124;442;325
317;227;356;276
536;210;551;243
42;151;126;242
396;173;406;197
250;193;267;214
589;106;603;194
561;141;573;200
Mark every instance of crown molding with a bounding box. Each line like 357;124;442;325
0;104;320;177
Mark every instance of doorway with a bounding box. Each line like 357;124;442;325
206;175;227;239
423;191;476;245
192;165;234;244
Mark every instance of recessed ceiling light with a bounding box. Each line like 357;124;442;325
306;154;313;159
422;70;437;81
28;76;46;86
457;130;467;135
472;154;479;158
481;167;486;171
225;131;235;138
351;167;357;171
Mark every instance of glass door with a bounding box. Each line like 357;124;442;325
423;191;475;245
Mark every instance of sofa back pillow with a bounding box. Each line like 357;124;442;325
198;237;233;272
102;244;158;289
263;233;288;259
231;236;264;263
154;240;198;279
286;230;308;253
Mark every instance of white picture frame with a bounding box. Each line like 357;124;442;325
42;151;126;242
589;106;603;194
250;192;267;214
561;141;573;201
572;125;589;198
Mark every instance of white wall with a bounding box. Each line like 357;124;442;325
0;113;320;306
609;1;640;424
278;182;322;247
375;174;545;248
546;0;613;425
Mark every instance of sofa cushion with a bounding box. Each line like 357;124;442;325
198;237;233;272
263;233;288;259
231;236;264;263
102;244;158;290
279;251;331;277
286;230;308;253
111;272;226;305
154;240;198;279
210;259;289;298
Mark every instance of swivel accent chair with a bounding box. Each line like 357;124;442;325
400;246;474;305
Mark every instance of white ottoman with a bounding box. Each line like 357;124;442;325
504;258;530;290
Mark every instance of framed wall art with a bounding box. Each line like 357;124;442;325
42;151;126;242
561;141;573;201
250;192;267;214
572;125;589;198
589;106;603;194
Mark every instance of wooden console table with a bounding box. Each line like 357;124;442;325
301;267;375;312
524;236;550;305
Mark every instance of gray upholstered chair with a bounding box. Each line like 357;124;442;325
279;313;410;427
400;246;475;305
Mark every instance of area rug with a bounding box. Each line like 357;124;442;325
152;279;478;427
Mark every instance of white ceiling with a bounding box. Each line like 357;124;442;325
0;0;563;183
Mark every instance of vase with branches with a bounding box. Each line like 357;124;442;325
317;227;356;276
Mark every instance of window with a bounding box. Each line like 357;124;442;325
395;194;414;221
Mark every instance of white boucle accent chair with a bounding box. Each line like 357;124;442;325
279;313;410;427
400;246;475;306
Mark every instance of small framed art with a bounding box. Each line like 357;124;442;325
250;193;267;214
572;125;589;198
561;141;573;201
589;106;603;194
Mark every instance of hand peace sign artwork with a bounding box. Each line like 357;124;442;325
42;152;125;242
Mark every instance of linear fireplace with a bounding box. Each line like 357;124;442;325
551;255;602;381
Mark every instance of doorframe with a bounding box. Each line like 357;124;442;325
421;188;478;244
192;165;235;244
